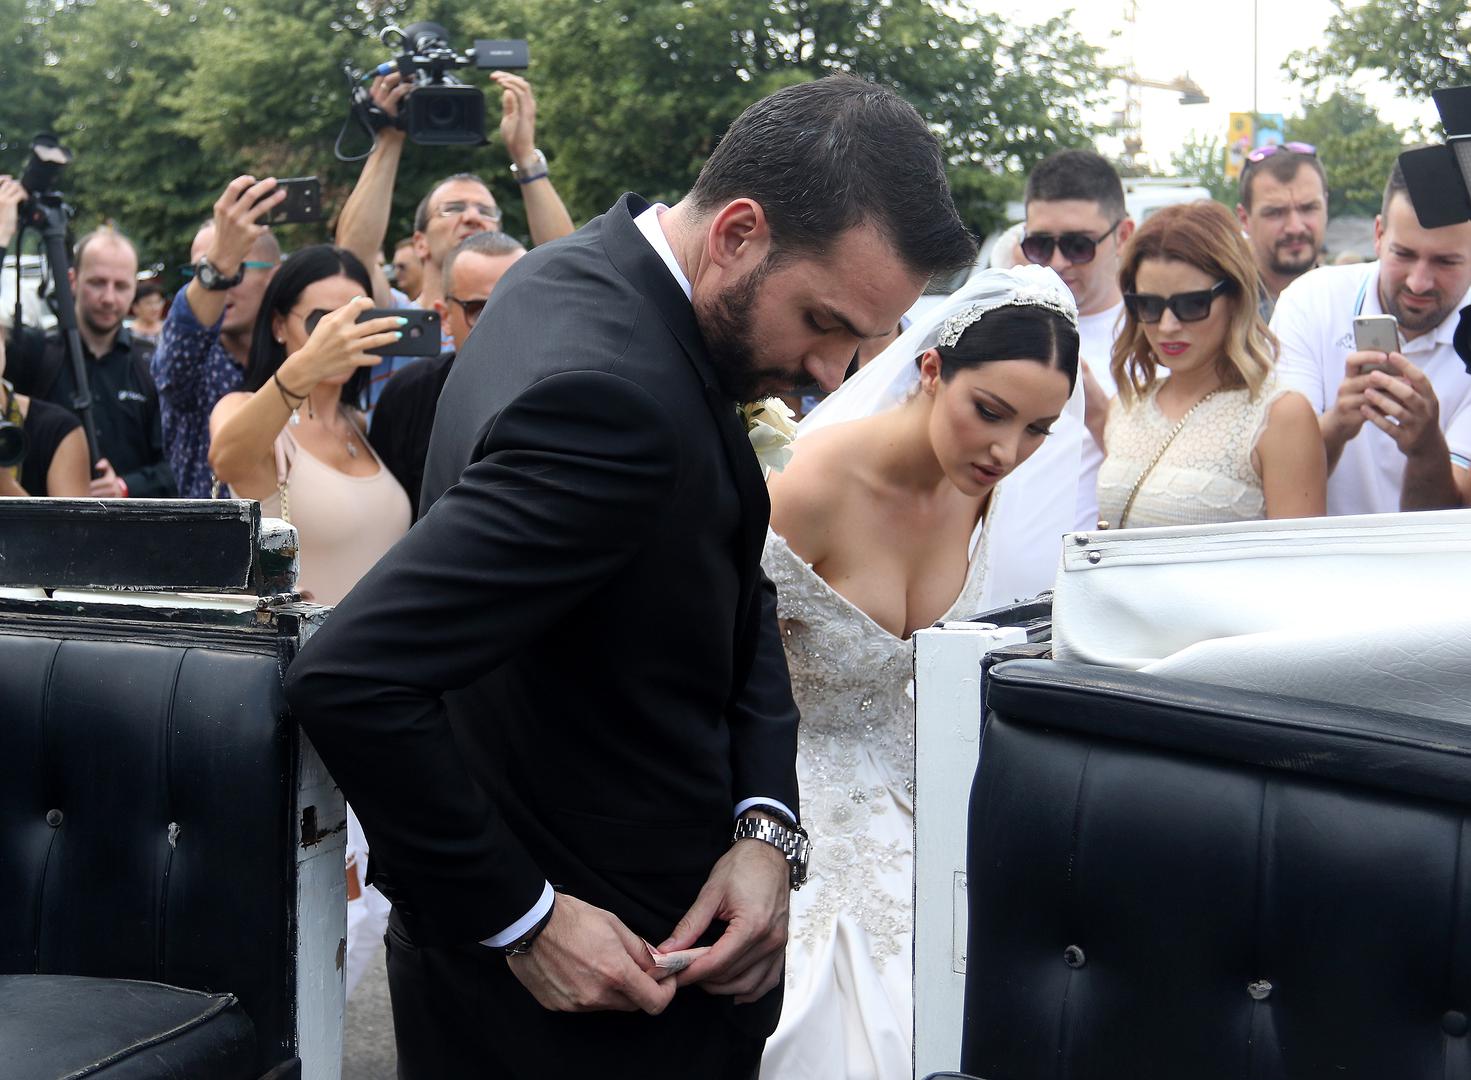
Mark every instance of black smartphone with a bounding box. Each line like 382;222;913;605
261;177;322;225
365;307;440;357
474;39;530;70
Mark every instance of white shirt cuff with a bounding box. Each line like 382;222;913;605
479;881;555;949
733;797;798;824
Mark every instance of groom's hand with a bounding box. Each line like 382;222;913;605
658;818;791;1004
506;893;676;1015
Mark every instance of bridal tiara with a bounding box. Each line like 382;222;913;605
935;288;1079;349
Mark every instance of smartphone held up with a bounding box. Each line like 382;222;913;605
1353;314;1400;376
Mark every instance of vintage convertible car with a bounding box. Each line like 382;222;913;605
3;501;1469;1079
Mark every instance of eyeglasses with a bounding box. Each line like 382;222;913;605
1245;141;1317;165
435;200;502;224
1123;280;1232;324
180;260;276;278
1021;220;1123;267
446;295;488;325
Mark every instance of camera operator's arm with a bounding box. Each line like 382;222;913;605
0;175;26;262
337;74;413;306
493;73;574;247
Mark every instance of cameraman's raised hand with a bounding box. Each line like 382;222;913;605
369;72;413;127
492;71;539;167
0;175;27;252
490;72;575;246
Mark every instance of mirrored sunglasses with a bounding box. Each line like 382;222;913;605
1123;280;1231;324
1246;141;1316;164
180;260;276;278
1020;219;1123;267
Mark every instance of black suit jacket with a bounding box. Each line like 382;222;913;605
285;193;800;982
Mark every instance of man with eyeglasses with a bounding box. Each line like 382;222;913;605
151;175;282;497
1022;149;1135;529
370;230;526;516
1236;143;1328;319
1272;157;1471;515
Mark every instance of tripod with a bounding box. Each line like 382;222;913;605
21;193;99;465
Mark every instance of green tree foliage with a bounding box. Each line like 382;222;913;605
0;0;61;157
1286;91;1408;218
1169;132;1234;205
4;0;1111;272
1288;0;1471;100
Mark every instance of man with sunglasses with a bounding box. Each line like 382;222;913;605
1022;150;1134;529
1272;158;1471;515
370;230;526;516
1237;143;1328;318
1023;150;1135;402
151;175;282;497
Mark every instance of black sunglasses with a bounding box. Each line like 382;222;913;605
446;295;488;324
1123;280;1232;324
1021;219;1123;266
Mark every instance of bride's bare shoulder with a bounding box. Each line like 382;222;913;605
767;419;877;563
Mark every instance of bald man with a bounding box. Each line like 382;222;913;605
152;175;282;497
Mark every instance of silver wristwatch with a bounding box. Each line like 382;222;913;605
733;815;811;890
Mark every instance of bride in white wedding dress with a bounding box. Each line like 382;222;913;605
758;266;1088;1080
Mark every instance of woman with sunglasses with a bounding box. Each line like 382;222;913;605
1098;201;1325;528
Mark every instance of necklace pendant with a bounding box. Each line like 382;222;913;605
289;411;300;427
346;440;359;458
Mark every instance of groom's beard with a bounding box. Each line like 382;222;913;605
699;262;819;402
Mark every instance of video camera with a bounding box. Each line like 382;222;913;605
361;22;529;148
1398;86;1471;229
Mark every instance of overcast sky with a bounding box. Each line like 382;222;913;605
980;0;1441;171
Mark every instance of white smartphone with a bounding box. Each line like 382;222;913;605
1353;314;1400;374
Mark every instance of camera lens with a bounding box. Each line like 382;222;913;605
0;420;28;469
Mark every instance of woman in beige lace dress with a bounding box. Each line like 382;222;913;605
1096;201;1325;528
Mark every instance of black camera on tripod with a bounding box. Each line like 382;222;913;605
368;22;530;147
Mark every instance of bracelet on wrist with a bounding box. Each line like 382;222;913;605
274;373;308;409
503;898;556;957
510;149;548;186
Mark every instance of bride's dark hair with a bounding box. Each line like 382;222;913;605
932;306;1079;391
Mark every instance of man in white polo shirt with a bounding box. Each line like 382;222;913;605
1272;158;1471;515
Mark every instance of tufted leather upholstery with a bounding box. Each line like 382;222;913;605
962;659;1471;1080
0;629;298;1077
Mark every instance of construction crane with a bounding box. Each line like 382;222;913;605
1115;0;1209;166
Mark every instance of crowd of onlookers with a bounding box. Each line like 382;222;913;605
4;72;1468;566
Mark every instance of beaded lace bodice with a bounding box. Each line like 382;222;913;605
762;524;989;965
1097;380;1290;529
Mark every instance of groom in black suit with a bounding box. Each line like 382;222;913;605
285;74;975;1078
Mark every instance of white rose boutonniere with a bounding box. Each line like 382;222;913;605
739;397;798;475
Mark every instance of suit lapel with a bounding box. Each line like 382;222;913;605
601;194;770;635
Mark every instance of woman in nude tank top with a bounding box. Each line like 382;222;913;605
209;245;411;604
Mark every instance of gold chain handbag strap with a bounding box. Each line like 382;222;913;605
1102;388;1221;531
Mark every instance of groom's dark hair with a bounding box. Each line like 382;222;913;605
688;75;976;278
